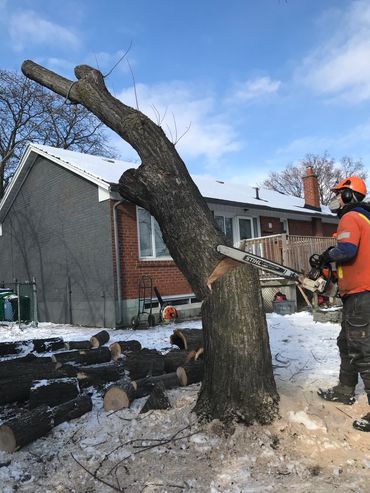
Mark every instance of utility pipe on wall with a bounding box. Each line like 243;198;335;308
113;200;125;325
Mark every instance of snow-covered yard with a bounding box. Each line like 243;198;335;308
0;312;369;492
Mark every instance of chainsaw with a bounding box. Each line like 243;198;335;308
217;245;338;297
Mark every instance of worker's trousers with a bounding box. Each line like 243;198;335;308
337;290;370;404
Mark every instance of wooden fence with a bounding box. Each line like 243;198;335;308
239;234;336;277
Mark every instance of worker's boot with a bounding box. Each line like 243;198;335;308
353;412;370;432
317;384;356;405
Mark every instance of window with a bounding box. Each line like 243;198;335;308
137;208;170;259
215;215;234;243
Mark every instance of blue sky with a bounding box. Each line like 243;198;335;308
2;0;370;186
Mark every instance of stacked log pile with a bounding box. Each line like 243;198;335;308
0;327;204;452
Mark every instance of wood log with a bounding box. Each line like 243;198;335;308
0;355;57;380
59;362;124;387
133;373;180;398
29;378;80;409
170;329;203;351
51;347;111;366
163;349;195;373
176;360;204;386
0;337;64;357
0;405;53;453
64;340;91;350
90;330;110;348
124;349;164;380
51;394;92;426
103;378;136;411
0;395;92;452
140;382;171;414
109;340;142;360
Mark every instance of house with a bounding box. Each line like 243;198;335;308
0;144;337;327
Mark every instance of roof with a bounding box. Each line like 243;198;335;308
0;144;334;221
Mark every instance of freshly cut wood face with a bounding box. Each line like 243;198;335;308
103;387;129;411
0;425;16;453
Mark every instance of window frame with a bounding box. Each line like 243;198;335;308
136;207;172;260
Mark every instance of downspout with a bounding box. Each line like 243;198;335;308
113;200;125;326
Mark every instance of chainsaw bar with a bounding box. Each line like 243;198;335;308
216;245;301;281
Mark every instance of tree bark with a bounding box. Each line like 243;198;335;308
176;360;204;386
21;60;280;425
59;362;125;387
51;347;111;366
109;340;142;361
163;349;195;373
124;349;164;380
29;377;80;408
133;373;180;398
0;337;64;357
170;329;203;351
140;382;171;414
103;378;136;411
0;395;92;452
64;340;91;350
90;330;110;348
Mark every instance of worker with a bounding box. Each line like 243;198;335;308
317;176;370;432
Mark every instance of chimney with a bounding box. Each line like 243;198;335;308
302;166;321;210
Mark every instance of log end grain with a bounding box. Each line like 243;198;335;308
109;342;121;361
176;367;187;386
103;386;130;411
0;425;16;453
170;329;187;350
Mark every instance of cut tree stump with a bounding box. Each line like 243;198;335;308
109;340;142;361
29;377;80;409
124;349;165;380
51;347;111;366
103;378;136;411
140;382;171;414
0;395;92;452
0;337;64;357
133;373;180;398
163;349;195;373
60;362;124;387
64;340;92;350
90;330;110;348
176;360;204;386
170;329;203;351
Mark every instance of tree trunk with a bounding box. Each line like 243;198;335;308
193;267;279;424
133;373;180;398
103;378;136;411
21;60;280;425
29;377;80;408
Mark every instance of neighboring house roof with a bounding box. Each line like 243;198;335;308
0;143;335;222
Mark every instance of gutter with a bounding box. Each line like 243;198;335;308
113;200;125;326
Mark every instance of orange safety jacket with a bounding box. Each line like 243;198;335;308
335;209;370;296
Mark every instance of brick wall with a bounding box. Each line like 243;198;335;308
259;216;284;235
113;202;192;300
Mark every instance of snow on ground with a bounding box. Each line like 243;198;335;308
0;313;370;492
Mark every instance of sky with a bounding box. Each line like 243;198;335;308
2;0;370;186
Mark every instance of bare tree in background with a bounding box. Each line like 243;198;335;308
262;152;368;205
0;69;117;198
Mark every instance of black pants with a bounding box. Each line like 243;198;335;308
337;291;370;403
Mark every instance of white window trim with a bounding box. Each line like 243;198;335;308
137;207;172;260
235;215;258;244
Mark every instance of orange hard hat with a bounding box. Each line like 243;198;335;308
331;176;367;196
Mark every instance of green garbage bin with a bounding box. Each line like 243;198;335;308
0;290;13;321
9;295;31;322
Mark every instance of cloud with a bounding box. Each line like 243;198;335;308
9;10;80;52
227;76;281;103
298;0;370;103
116;81;241;166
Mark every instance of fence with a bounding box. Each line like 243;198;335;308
0;279;38;326
239;234;336;276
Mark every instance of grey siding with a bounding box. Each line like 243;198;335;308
0;157;115;327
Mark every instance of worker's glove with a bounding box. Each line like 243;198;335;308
319;247;335;267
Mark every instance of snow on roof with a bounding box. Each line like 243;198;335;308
28;144;333;216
